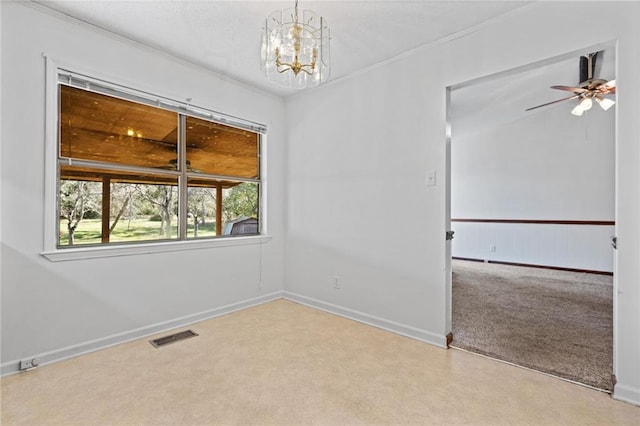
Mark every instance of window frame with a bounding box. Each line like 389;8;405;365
42;57;270;262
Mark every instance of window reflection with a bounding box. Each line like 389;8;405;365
185;116;259;178
59;85;178;169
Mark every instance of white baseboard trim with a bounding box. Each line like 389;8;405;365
283;291;447;349
1;291;283;377
613;383;640;406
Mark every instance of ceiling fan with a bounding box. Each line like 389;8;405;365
526;51;616;116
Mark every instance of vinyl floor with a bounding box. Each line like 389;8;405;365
2;299;638;425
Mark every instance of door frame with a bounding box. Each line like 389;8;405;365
444;41;619;381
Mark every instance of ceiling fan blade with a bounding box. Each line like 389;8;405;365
551;85;588;93
526;94;581;112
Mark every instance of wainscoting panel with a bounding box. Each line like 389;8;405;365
451;221;614;273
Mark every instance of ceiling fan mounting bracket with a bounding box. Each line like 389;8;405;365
579;78;608;91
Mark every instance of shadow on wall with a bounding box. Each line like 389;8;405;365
285;232;444;335
0;243;139;367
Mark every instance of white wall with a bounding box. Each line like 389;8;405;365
285;66;447;344
451;94;615;271
285;2;640;405
0;2;286;373
452;103;614;220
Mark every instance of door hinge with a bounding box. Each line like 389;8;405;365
446;230;455;241
611;236;617;250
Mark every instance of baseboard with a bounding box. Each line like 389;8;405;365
613;383;640;406
1;291;283;377
452;257;613;276
283;291;448;349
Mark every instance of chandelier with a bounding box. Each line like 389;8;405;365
261;0;330;89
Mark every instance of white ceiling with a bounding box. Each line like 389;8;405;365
34;0;531;97
452;48;617;139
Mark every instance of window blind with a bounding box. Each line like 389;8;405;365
57;69;267;134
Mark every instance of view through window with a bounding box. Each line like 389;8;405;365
58;84;261;247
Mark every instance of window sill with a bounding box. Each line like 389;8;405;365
41;235;272;262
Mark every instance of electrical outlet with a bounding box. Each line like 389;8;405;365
426;170;436;187
490;245;496;253
20;358;40;370
333;276;341;289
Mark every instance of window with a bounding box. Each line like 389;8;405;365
54;73;263;249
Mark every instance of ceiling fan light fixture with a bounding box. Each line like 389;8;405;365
580;97;593;111
261;0;330;89
571;96;593;116
595;96;616;111
571;103;585;116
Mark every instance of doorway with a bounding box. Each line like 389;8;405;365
445;45;617;391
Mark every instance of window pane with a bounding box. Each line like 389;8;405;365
221;182;259;235
59;85;179;170
187;180;259;239
58;166;178;246
185;116;259;178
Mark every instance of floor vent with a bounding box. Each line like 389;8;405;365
150;330;198;348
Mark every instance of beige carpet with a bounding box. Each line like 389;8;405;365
3;299;637;425
452;259;613;391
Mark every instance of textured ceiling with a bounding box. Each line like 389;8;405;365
35;0;531;97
